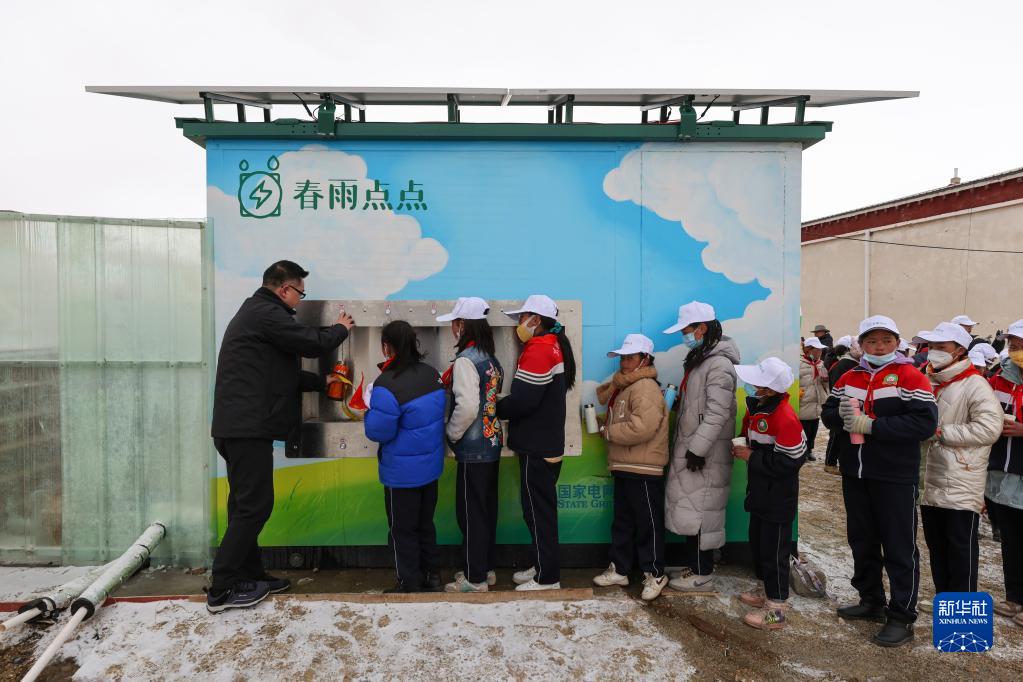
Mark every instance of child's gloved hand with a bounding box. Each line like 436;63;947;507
846;414;874;435
685;451;706;472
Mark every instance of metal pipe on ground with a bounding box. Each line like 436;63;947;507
20;522;166;682
2;563;112;632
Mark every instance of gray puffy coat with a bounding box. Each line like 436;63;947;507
665;336;740;550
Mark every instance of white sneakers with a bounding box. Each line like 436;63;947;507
515;579;561;591
593;563;629;587
445;574;488;593
641;573;668;601
512;566;537;585
668;567;716;592
512;567;560;591
453;570;497;587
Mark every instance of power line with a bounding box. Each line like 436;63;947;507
831;235;1023;254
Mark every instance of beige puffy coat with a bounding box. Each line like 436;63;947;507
922;358;1003;513
665;337;740;550
798;354;829;420
596;366;669;477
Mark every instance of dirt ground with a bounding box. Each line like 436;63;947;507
2;427;1021;680
630;427;1023;680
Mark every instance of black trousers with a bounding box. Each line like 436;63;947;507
385;480;440;591
992;501;1023;604
749;513;794;601
680;531;715;576
211;438;275;592
986;496;1000;531
455;460;500;584
608;474;665;577
519;455;562;585
842;476;920;623
801;419;820;455
824;429;840;467
921;506;980;594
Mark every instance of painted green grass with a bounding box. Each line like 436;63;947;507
216;384;800;547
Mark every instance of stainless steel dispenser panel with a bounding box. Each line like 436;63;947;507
286;299;582;459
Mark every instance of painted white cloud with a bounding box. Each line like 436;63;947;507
210;145;448;308
603;143;799;366
604;144;787;289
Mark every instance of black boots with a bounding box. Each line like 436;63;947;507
873;620;914;647
836;602;887;622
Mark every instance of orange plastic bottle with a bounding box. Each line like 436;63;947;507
327;362;346;401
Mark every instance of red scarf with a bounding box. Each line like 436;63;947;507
933;363;981;397
441;341;475;387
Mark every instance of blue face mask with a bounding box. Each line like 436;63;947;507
682;332;703;350
744;383;761;397
864;351;898;366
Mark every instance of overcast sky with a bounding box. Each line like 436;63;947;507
2;0;1020;222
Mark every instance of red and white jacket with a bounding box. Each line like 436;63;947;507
821;358;938;484
989;372;1023;475
496;333;567;458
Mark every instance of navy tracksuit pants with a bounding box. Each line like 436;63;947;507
608;473;665;577
842;475;920;623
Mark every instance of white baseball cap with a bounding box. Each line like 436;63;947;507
503;294;558;321
836;335;854;348
663;301;716;334
951;315;978;327
997;319;1023;341
969;343;998;367
735;357;795;394
898;340;911;352
913;321;973;350
859;315;900;340
803;337;826;350
607;333;655;358
436;297;490;322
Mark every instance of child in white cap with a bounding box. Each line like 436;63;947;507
913;322;1002;603
436;298;504;593
821;315;939;647
987;319;1023;626
731;357;805;630
592;333;670;601
498;295;578;591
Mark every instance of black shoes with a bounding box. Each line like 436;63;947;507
206;580;272;614
837;602;887;622
257;573;292;594
422;571;443;593
873;620;914;647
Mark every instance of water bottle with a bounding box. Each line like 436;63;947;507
583;404;599;434
849;398;865;445
663;384;678;409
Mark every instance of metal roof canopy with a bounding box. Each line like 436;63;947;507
86;85;917;148
86;85;915;109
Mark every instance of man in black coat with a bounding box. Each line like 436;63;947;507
207;260;354;613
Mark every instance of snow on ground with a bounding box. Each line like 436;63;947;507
0;565;95;601
6;597;693;681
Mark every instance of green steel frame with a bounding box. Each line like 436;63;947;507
176;118;833;148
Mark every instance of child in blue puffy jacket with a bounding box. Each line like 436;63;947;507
365;320;446;593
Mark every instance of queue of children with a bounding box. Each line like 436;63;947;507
360;297;1021;646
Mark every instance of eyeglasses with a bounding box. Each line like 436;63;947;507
286;284;307;300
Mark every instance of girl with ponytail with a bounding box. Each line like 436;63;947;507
497;294;575;591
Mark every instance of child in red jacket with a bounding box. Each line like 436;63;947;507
732;357;805;630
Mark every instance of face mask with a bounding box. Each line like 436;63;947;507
927;350;955;370
516;319;537;344
623;358;647;374
1009;350;1023;369
682;332;703;350
744;383;762;397
864;352;897;366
